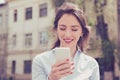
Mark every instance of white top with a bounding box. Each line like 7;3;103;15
32;49;100;80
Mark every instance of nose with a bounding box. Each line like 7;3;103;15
64;30;71;37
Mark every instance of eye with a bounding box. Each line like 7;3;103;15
59;27;66;31
72;29;78;31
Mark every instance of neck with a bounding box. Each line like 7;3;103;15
59;45;77;58
70;46;77;58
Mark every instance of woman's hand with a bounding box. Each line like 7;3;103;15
48;59;74;80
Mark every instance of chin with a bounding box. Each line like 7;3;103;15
62;44;71;48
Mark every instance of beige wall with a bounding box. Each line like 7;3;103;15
8;0;55;51
7;0;55;78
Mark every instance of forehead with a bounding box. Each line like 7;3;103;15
58;14;80;26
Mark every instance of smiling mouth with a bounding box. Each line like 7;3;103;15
64;39;73;44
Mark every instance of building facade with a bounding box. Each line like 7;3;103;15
7;0;55;80
0;2;8;79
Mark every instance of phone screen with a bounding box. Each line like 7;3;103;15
54;47;71;61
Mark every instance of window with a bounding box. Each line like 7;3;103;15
12;34;16;47
40;31;48;45
25;7;32;20
25;33;32;47
0;15;2;26
39;3;47;17
14;10;17;22
12;60;16;74
24;60;31;73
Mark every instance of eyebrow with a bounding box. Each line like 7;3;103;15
72;25;79;27
59;24;80;27
58;24;66;27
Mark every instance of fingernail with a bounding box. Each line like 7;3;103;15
66;59;69;61
72;67;74;69
71;63;74;65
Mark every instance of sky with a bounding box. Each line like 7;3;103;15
0;0;5;4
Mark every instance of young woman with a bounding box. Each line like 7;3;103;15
32;2;100;80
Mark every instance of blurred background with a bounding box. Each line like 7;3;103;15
0;0;120;80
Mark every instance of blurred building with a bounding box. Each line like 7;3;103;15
0;2;8;80
7;0;55;80
0;0;119;80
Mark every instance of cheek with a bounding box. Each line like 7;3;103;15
56;30;64;39
75;32;82;41
76;35;81;41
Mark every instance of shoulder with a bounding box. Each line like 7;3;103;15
33;50;53;62
80;53;99;67
81;53;96;61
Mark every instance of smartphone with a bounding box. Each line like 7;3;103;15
54;47;71;61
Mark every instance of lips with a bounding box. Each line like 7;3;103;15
64;39;73;44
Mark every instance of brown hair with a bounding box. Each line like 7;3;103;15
52;2;90;52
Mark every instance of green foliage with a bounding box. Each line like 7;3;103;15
52;0;65;8
89;38;101;50
88;20;95;27
74;0;84;9
94;0;115;71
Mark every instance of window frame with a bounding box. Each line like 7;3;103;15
12;34;17;47
14;9;17;22
24;60;31;74
25;7;32;20
39;31;48;45
39;3;48;17
25;33;32;47
11;60;16;74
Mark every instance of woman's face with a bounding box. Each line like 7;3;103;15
56;14;83;48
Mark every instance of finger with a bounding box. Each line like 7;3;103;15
59;63;72;71
54;58;70;67
58;61;74;71
52;62;73;73
50;62;74;79
51;59;74;74
56;67;74;78
56;67;74;75
60;72;72;78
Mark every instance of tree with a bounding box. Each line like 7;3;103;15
52;0;65;8
74;0;85;11
94;0;115;71
52;0;75;8
117;0;120;70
